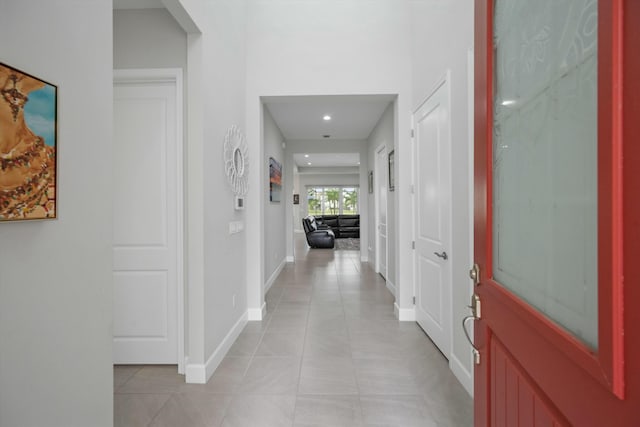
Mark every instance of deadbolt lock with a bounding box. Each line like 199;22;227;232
469;263;480;286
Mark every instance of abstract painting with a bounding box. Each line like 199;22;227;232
269;157;282;203
0;62;57;221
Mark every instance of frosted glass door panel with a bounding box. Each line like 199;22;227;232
492;0;598;348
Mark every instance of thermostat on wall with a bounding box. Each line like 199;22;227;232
234;196;245;210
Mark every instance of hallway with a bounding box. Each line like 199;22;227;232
114;235;472;426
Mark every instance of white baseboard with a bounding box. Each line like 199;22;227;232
185;311;248;384
286;256;294;262
265;257;286;294
360;255;368;263
394;302;416;321
385;280;396;297
247;302;266;320
450;351;474;397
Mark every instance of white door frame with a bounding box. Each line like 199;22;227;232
113;68;185;374
375;144;388;278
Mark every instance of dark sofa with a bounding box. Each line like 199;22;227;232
315;214;360;238
302;216;335;248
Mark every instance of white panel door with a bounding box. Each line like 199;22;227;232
375;145;388;279
113;78;178;364
414;77;452;357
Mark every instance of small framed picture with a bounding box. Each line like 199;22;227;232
388;150;395;191
293;194;300;205
368;171;374;193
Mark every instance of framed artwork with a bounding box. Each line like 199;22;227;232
388;149;395;192
0;62;57;221
293;193;300;205
368;170;374;193
269;157;282;203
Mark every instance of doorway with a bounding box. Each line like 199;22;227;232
375;144;388;280
413;74;453;358
112;69;184;372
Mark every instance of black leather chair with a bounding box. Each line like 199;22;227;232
302;216;335;248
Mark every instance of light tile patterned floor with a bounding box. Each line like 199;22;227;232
114;235;473;426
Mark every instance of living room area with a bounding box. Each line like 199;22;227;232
261;94;397;296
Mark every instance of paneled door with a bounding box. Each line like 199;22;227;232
414;76;452;358
113;70;182;365
375;144;388;279
473;1;640;425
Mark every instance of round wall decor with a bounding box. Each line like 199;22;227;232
223;125;249;196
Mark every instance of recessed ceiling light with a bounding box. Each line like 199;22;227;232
304;154;309;158
307;162;312;165
357;162;360;165
323;115;331;121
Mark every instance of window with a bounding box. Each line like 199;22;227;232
306;186;359;216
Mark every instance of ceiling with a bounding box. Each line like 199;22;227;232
266;95;393;170
264;95;394;141
293;153;360;169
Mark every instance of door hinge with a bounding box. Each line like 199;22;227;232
411;241;415;250
411;129;415;138
409;184;415;194
413;296;416;305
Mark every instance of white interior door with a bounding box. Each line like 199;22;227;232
375;145;388;279
113;72;181;365
414;76;452;357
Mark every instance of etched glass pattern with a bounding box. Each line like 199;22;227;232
493;0;598;348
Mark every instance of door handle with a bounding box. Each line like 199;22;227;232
433;251;448;260
463;293;481;364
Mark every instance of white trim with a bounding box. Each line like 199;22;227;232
466;46;476;389
185;311;248;384
450;352;474;397
174;69;185;375
265;257;287;293
386;279;397;297
360;255;368;263
248;302;267;321
394;302;416;321
113;68;186;374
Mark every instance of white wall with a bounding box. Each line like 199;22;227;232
113;8;187;69
245;0;412;314
0;1;113;426
201;0;248;370
410;0;475;394
367;102;396;290
263;108;286;286
115;0;249;384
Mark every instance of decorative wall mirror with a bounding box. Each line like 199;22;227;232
223;125;249;196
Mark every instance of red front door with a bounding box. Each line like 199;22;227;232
473;1;640;425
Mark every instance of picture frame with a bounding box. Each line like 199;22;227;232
269;156;282;203
368;170;374;193
388;150;395;192
0;62;58;221
293;193;300;205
